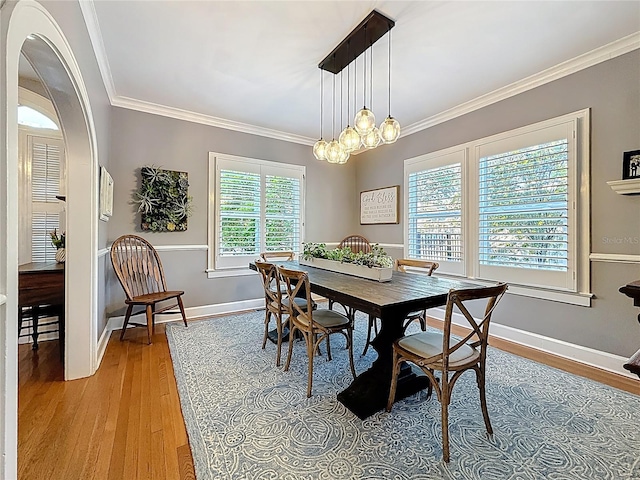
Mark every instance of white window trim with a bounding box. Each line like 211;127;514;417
207;152;305;278
403;109;591;306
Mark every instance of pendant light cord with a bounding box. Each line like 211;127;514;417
320;69;324;138
332;63;336;139
340;69;343;130
388;28;392;116
347;41;351;124
363;26;367;108
369;42;373;110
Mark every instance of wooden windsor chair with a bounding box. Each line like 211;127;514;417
110;235;188;344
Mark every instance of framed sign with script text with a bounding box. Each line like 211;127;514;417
360;185;400;225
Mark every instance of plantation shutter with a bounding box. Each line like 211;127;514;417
476;121;575;290
30;137;63;262
264;173;301;252
218;168;261;259
214;155;305;269
406;149;465;275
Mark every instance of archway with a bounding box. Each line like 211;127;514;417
2;1;99;477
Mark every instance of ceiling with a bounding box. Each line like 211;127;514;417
65;2;640;143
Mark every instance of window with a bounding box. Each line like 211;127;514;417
406;149;465;275
404;110;590;303
209;153;305;271
18;105;59;130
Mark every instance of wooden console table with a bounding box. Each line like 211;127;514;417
620;279;640;377
18;262;65;361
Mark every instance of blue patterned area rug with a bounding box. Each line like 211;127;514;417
166;310;640;480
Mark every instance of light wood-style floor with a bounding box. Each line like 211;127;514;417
18;324;195;480
18;316;640;480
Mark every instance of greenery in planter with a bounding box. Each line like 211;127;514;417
302;242;393;268
134;165;193;232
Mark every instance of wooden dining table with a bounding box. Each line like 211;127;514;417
253;260;481;419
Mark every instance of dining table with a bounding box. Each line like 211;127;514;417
252;260;482;419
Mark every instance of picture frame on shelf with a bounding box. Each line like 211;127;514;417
622;150;640;180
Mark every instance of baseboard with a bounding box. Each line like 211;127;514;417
94;298;637;387
96;298;265;368
426;307;636;380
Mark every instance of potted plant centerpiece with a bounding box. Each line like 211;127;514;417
300;242;394;282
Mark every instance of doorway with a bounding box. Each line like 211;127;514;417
2;2;100;477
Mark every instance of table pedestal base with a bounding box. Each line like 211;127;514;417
337;363;429;419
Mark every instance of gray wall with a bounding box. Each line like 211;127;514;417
106;107;357;312
353;50;640;357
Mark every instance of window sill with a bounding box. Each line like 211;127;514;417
434;273;592;307
206;268;258;279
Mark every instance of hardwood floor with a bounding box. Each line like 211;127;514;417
18;315;639;479
18;324;195;480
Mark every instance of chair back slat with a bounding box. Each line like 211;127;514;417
441;283;507;370
395;258;439;276
260;251;294;262
277;266;312;321
338;235;371;254
110;235;168;301
255;261;283;306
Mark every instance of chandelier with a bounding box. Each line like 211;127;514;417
313;10;400;164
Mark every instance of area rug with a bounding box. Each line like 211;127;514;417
166;310;640;480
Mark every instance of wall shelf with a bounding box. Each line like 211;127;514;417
607;178;640;195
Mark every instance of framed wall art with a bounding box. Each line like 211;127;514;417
360;185;400;225
135;165;193;232
99;165;113;222
623;150;640;180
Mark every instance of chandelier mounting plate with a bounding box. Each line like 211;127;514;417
318;10;395;74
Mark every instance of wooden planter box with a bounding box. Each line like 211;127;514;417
299;257;392;282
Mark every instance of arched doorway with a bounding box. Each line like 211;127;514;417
2;1;99;476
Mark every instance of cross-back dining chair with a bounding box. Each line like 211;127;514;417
110;234;188;344
278;265;356;397
255;260;314;367
260;251;295;262
361;258;440;356
386;282;508;462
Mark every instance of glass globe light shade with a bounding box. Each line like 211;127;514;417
380;116;401;144
339;126;361;152
354;107;376;135
312;138;328;160
336;147;350;165
325;139;343;164
361;127;382;149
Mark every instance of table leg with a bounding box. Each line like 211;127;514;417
337;307;430;419
59;304;65;364
31;305;40;351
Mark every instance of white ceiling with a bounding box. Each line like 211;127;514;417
82;1;640;143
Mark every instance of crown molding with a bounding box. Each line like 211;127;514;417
78;0;117;99
401;31;640;138
111;95;316;146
